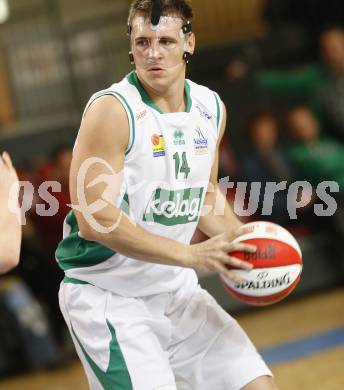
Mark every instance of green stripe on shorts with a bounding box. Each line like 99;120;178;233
72;320;133;389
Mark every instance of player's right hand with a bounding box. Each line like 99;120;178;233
189;229;256;284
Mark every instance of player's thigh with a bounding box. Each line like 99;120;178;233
59;282;177;390
169;287;272;390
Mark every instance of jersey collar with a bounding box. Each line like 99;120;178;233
127;71;192;114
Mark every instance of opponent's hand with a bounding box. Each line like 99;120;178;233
0;152;19;204
189;228;256;283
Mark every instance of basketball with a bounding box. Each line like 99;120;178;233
221;221;303;306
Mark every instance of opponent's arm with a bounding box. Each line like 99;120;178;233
0;152;21;273
72;97;252;281
197;103;243;238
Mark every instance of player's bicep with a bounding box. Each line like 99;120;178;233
70;96;129;235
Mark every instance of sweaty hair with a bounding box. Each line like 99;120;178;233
128;0;193;26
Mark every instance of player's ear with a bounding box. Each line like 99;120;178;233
128;51;135;65
188;33;195;55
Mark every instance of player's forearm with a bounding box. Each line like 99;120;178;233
198;190;242;237
78;210;192;268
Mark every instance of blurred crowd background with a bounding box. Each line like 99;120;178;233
0;0;343;381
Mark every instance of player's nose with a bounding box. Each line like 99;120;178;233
147;40;163;59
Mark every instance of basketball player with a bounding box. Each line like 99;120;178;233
0;151;21;274
57;1;278;389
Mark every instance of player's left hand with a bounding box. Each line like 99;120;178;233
0;151;19;203
189;226;256;284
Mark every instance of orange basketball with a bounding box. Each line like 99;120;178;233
221;221;303;306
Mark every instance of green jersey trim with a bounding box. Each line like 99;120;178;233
56;211;115;271
214;92;221;133
126;71;192;114
56;193;130;271
71;320;132;390
85;92;135;156
63;276;89;285
184;80;192;112
120;192;130;215
113;92;136;156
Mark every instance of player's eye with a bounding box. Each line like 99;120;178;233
159;38;176;47
135;38;150;48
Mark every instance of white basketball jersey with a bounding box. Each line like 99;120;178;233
56;71;223;296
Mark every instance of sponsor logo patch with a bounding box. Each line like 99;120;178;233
196;104;212;120
193;126;208;155
151;134;165;157
136;109;148;121
173;130;186;146
143;187;204;225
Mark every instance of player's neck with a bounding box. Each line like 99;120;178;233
139;74;187;113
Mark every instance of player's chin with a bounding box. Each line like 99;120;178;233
145;70;172;88
146;70;172;87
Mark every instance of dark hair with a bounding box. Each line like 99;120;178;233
245;111;276;135
128;0;193;26
320;24;344;38
286;104;311;119
50;144;72;163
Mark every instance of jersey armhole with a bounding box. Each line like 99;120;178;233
213;92;223;136
82;91;136;156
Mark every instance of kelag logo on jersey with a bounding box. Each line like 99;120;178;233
143;187;204;225
151;134;165;157
193;127;208;155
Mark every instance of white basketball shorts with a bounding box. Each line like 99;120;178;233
59;280;272;390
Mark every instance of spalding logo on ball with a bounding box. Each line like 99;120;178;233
221;221;303;306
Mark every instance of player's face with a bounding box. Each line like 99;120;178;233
130;15;194;90
320;30;344;69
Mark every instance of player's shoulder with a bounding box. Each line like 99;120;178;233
76;91;129;155
187;79;222;98
82;73;142;124
187;78;224;116
87;73;139;107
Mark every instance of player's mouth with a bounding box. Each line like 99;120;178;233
147;66;165;75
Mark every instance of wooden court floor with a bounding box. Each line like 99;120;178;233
0;287;343;390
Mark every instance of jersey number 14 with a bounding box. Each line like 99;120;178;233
173;152;190;179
